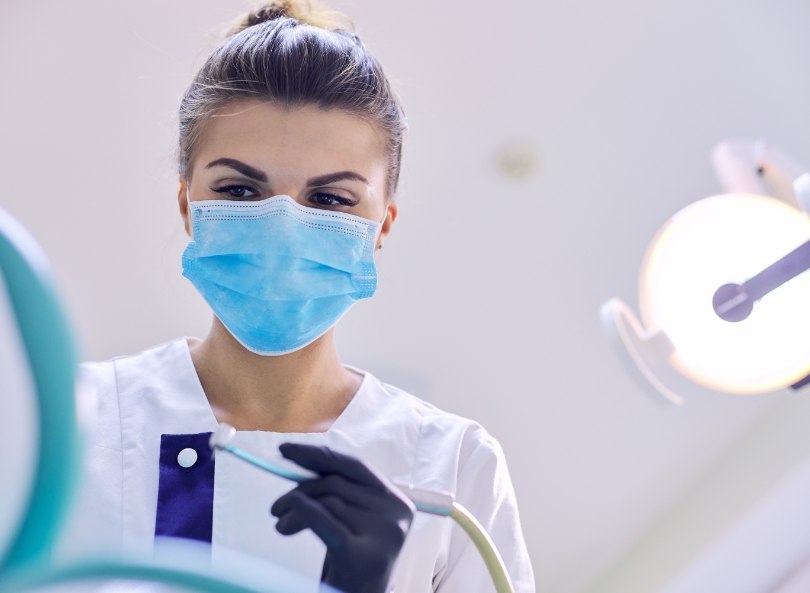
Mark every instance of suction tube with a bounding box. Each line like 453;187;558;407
209;423;516;593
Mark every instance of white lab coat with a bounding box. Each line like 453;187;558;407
57;338;535;593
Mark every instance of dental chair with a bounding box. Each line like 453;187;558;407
0;207;317;593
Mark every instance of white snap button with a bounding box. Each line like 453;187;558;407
177;447;198;469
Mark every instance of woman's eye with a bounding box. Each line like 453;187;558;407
309;192;356;208
211;185;259;200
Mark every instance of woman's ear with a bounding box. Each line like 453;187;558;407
376;201;398;251
177;179;191;236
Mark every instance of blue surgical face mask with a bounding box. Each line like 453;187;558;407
181;195;381;356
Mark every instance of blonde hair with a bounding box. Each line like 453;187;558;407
226;0;352;34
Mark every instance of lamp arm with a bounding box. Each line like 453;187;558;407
711;140;810;212
713;240;810;322
744;239;810;301
755;141;810;213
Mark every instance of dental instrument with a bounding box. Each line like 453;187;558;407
209;423;516;593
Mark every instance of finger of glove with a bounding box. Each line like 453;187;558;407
279;443;388;490
274;509;307;536
296;473;412;517
315;494;414;544
271;478;394;528
272;479;388;536
314;492;388;534
275;486;411;539
272;485;368;535
270;490;350;550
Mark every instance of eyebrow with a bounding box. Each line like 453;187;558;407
205;158;267;182
306;171;369;187
205;158;369;187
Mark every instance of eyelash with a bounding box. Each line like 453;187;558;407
211;185;258;200
210;185;357;208
308;192;357;208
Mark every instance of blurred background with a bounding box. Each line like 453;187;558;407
2;1;810;592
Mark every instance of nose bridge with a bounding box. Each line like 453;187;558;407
272;186;299;200
269;175;306;201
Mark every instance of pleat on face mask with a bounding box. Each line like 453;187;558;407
181;195;380;356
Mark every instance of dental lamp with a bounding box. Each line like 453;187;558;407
601;141;810;404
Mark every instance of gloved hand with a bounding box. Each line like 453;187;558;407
270;443;415;593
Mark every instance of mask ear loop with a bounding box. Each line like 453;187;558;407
183;186;194;238
375;206;391;251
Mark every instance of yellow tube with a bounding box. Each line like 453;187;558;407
449;502;515;593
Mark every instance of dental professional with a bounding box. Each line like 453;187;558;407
56;3;535;593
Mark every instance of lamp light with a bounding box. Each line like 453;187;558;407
602;141;810;403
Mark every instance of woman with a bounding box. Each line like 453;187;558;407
58;2;535;593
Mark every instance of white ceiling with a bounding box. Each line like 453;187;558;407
2;1;810;592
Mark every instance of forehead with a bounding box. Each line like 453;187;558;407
190;100;387;183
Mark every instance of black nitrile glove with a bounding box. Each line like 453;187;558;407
270;443;415;593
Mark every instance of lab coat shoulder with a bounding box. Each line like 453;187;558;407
377;381;503;494
448;421;519;529
370;381;535;593
73;341;170;449
438;419;535;593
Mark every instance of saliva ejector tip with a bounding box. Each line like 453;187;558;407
209;423;237;451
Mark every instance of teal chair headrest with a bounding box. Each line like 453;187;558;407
0;207;79;570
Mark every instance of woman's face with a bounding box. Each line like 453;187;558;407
178;100;397;248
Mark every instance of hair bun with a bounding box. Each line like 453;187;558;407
228;0;353;35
